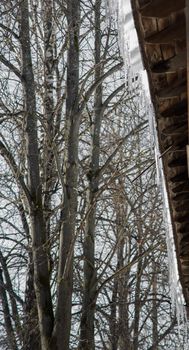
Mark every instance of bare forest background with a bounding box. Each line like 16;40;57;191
0;0;186;349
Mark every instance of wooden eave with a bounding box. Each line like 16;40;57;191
131;0;189;309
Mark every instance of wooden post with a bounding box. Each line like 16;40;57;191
186;0;189;176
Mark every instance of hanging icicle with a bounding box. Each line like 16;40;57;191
106;0;143;87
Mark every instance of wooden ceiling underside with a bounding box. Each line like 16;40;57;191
131;0;189;307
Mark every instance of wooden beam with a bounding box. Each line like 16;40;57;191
187;146;189;177
186;1;189;178
175;202;189;212
162;124;187;136
172;182;189;194
140;0;185;18
145;18;185;44
161;100;187;118
178;223;189;233
169;171;188;183
181;266;189;274
158;79;186;99
168;156;187;168
152;51;186;73
173;136;188;148
174;214;189;222
173;194;189;202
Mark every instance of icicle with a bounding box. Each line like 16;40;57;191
106;0;143;86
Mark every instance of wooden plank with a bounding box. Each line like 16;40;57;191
178;223;189;233
145;18;185;44
186;1;189;179
162;124;187;135
158;79;186;99
140;0;185;18
172;182;189;194
168;156;186;168
169;171;188;183
152;51;186;73
172;190;189;198
174;214;189;222
161;100;187;117
175;202;189;212
159;116;187;132
187;145;189;177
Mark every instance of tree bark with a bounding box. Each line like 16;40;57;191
133;257;142;350
0;269;17;350
24;252;41;350
152;267;158;350
78;1;102;349
0;251;22;345
20;1;54;348
109;278;119;350
51;0;80;348
117;243;131;350
42;0;56;241
18;202;41;350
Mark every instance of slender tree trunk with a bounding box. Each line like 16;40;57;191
133;258;142;350
20;1;54;348
0;251;22;345
0;269;17;350
133;147;145;350
78;1;102;349
152;267;158;350
24;252;41;350
109;278;119;350
18;203;41;349
115;183;131;350
42;0;56;241
51;0;80;348
118;244;131;350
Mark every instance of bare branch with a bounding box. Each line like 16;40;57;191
0;54;22;80
0;140;31;205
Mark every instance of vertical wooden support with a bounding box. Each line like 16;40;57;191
186;1;189;176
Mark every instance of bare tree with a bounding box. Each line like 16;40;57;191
0;1;186;350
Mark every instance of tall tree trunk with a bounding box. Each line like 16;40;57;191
115;181;131;350
133;257;142;350
20;1;54;348
118;243;131;350
0;269;17;350
109;277;119;350
51;0;80;348
24;252;41;350
42;0;56;241
0;251;22;345
78;1;102;349
133;145;144;350
18;202;41;350
152;267;158;350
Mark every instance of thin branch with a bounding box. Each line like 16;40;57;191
0;54;22;80
147;317;177;350
79;61;124;113
0;141;31;205
96;242;162;297
132;145;173;183
0;24;19;40
0;269;18;350
101;83;125;113
97;120;148;179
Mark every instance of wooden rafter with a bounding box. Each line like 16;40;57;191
131;0;189;310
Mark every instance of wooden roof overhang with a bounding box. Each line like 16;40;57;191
131;0;189;308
